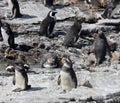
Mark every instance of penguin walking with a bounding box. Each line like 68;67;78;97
94;30;112;65
63;19;82;47
58;57;77;91
39;10;57;38
6;61;31;92
7;0;23;19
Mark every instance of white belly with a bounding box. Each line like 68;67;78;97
8;0;13;10
1;27;9;46
43;0;46;5
15;70;26;89
60;71;75;90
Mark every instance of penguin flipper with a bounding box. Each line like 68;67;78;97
12;75;15;85
48;21;55;35
73;76;77;88
57;75;61;85
71;70;77;88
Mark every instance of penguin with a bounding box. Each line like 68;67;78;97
63;19;82;47
84;0;92;9
57;57;77;91
39;10;57;38
7;0;23;19
1;22;32;51
94;29;112;65
43;0;54;7
1;22;15;48
42;52;59;68
6;61;31;92
101;2;115;19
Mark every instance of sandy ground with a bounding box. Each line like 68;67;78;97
1;68;120;103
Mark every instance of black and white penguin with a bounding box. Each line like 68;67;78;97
58;57;77;91
0;22;15;48
39;10;57;38
7;0;23;19
63;19;82;47
6;61;31;92
94;29;112;65
101;2;115;19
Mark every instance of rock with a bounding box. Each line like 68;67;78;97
83;80;93;88
111;51;120;62
107;38;118;51
55;0;78;6
86;53;96;66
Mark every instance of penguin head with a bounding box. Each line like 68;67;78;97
86;0;92;4
98;31;106;39
2;22;12;35
6;65;15;72
98;28;107;39
49;10;57;18
61;57;73;70
14;61;26;72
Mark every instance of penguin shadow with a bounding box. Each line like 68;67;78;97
53;4;65;9
28;87;47;92
13;32;19;38
53;31;66;37
74;42;92;49
13;44;33;52
20;14;37;19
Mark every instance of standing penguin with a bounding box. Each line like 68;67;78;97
6;61;31;92
58;57;77;91
7;0;23;19
43;0;54;7
63;19;82;47
39;10;57;38
94;30;112;65
1;22;15;48
84;0;92;9
101;2;115;19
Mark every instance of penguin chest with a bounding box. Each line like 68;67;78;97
15;70;26;89
94;40;106;57
60;71;75;90
8;0;13;10
1;27;9;46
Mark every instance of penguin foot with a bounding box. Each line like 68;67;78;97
12;88;23;92
26;85;31;90
47;34;55;38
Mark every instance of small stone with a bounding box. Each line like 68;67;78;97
83;80;93;88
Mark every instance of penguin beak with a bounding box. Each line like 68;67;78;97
54;11;57;14
53;11;57;15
